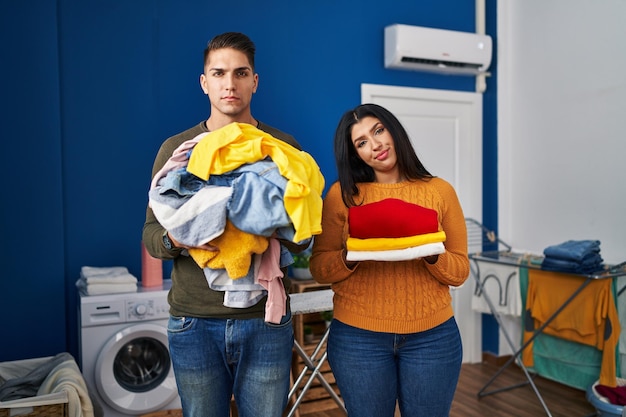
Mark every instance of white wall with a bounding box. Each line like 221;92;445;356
498;0;626;264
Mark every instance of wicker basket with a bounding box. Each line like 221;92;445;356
0;356;75;417
0;402;68;417
139;410;183;417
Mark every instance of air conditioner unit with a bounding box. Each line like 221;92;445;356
384;24;492;76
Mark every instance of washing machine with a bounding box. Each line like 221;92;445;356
78;280;181;416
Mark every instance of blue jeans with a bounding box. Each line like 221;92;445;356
167;313;294;417
543;239;601;262
327;317;462;417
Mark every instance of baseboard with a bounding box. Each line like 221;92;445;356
482;352;512;367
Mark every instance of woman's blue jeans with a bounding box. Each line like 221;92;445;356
167;313;294;417
327;317;462;417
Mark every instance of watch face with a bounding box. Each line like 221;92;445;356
163;232;172;250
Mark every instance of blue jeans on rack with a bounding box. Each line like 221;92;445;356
167;313;294;417
327;317;462;417
543;240;601;262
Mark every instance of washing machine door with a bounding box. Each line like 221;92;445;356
94;323;177;414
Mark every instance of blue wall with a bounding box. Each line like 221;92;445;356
0;0;498;362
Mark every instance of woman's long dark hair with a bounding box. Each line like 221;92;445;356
333;103;433;207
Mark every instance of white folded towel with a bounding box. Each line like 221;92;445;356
75;280;137;295
346;242;445;262
79;266;138;284
76;266;138;295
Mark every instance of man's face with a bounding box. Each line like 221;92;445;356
200;48;258;119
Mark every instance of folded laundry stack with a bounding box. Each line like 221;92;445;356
75;266;138;295
541;239;604;274
346;198;446;262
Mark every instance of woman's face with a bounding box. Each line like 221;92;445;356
350;116;401;183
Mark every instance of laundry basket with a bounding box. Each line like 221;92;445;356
0;355;78;417
586;379;625;417
139;410;183;417
0;401;67;417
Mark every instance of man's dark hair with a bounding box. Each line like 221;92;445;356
204;32;256;70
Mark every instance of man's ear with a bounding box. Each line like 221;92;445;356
200;73;209;94
252;73;259;93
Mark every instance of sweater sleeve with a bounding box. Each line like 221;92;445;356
310;182;356;284
142;139;185;260
424;179;470;287
142;123;206;259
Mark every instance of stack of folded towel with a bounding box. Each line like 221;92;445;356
541;239;604;274
345;198;446;262
75;266;138;295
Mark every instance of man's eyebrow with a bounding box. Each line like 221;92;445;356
208;66;251;72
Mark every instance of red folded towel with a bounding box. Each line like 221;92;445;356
348;198;439;239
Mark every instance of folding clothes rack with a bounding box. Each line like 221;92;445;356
465;218;626;417
287;289;346;417
466;218;549;412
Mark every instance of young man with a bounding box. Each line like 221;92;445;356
143;32;305;417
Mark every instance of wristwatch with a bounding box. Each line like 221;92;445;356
162;230;174;250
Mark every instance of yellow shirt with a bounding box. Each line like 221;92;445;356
346;231;447;251
187;122;325;243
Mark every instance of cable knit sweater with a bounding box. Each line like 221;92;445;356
310;178;469;334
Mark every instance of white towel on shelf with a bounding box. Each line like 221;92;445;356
470;260;522;317
80;266;138;284
76;266;138;295
75;281;137;295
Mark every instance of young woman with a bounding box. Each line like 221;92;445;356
310;103;469;417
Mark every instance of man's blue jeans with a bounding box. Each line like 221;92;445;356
327;317;462;417
167;313;294;417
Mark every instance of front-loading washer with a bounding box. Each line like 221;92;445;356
78;280;181;416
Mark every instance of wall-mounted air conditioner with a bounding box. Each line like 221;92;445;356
384;24;492;76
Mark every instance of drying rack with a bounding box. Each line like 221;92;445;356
465;218;626;417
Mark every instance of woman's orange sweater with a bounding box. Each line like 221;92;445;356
310;178;469;334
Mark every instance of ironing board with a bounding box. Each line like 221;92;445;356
287;289;346;417
466;218;626;417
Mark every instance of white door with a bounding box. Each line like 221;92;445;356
362;83;483;363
